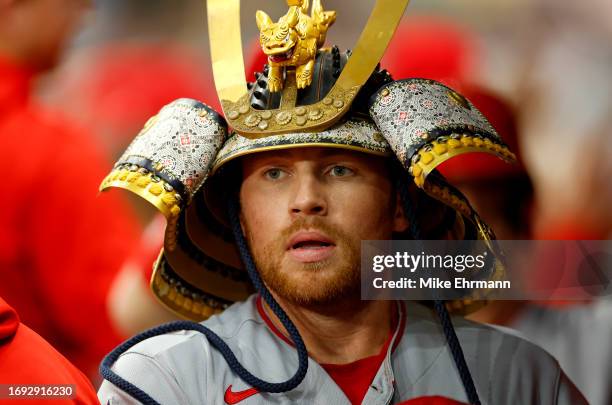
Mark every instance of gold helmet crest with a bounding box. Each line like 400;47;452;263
256;0;336;92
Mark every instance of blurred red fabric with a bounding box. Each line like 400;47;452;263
48;42;219;158
0;55;139;378
381;15;479;87
0;296;99;404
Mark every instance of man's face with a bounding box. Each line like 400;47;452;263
240;147;407;306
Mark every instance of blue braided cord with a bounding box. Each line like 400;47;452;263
433;301;481;405
398;179;481;405
100;312;307;404
98;201;309;404
226;197;309;387
99;320;254;405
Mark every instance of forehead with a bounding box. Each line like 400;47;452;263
240;146;385;167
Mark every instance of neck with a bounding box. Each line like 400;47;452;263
261;294;396;365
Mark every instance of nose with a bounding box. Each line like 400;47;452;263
289;173;328;217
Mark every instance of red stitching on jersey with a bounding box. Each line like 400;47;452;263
256;295;294;346
392;301;407;352
257;296;407;352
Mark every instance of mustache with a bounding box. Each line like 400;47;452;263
279;217;346;244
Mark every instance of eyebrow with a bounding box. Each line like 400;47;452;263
278;148;360;160
244;148;372;169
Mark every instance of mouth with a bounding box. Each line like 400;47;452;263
287;231;336;263
267;46;294;63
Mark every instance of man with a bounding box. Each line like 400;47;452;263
0;0;140;378
97;1;586;403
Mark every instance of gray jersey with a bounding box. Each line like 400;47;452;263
509;300;612;405
98;295;587;404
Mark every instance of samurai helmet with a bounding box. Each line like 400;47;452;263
100;0;515;320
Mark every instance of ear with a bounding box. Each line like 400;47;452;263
392;191;410;233
256;10;273;31
286;6;299;28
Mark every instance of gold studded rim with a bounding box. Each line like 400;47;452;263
408;134;517;188
150;264;225;322
423;181;473;220
99;168;182;219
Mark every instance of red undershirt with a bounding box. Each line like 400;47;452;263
256;297;402;405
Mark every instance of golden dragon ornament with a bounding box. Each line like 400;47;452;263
256;0;336;92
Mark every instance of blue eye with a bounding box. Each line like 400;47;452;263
330;166;353;177
264;168;284;180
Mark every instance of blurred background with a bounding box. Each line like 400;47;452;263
2;0;611;402
41;0;612;237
